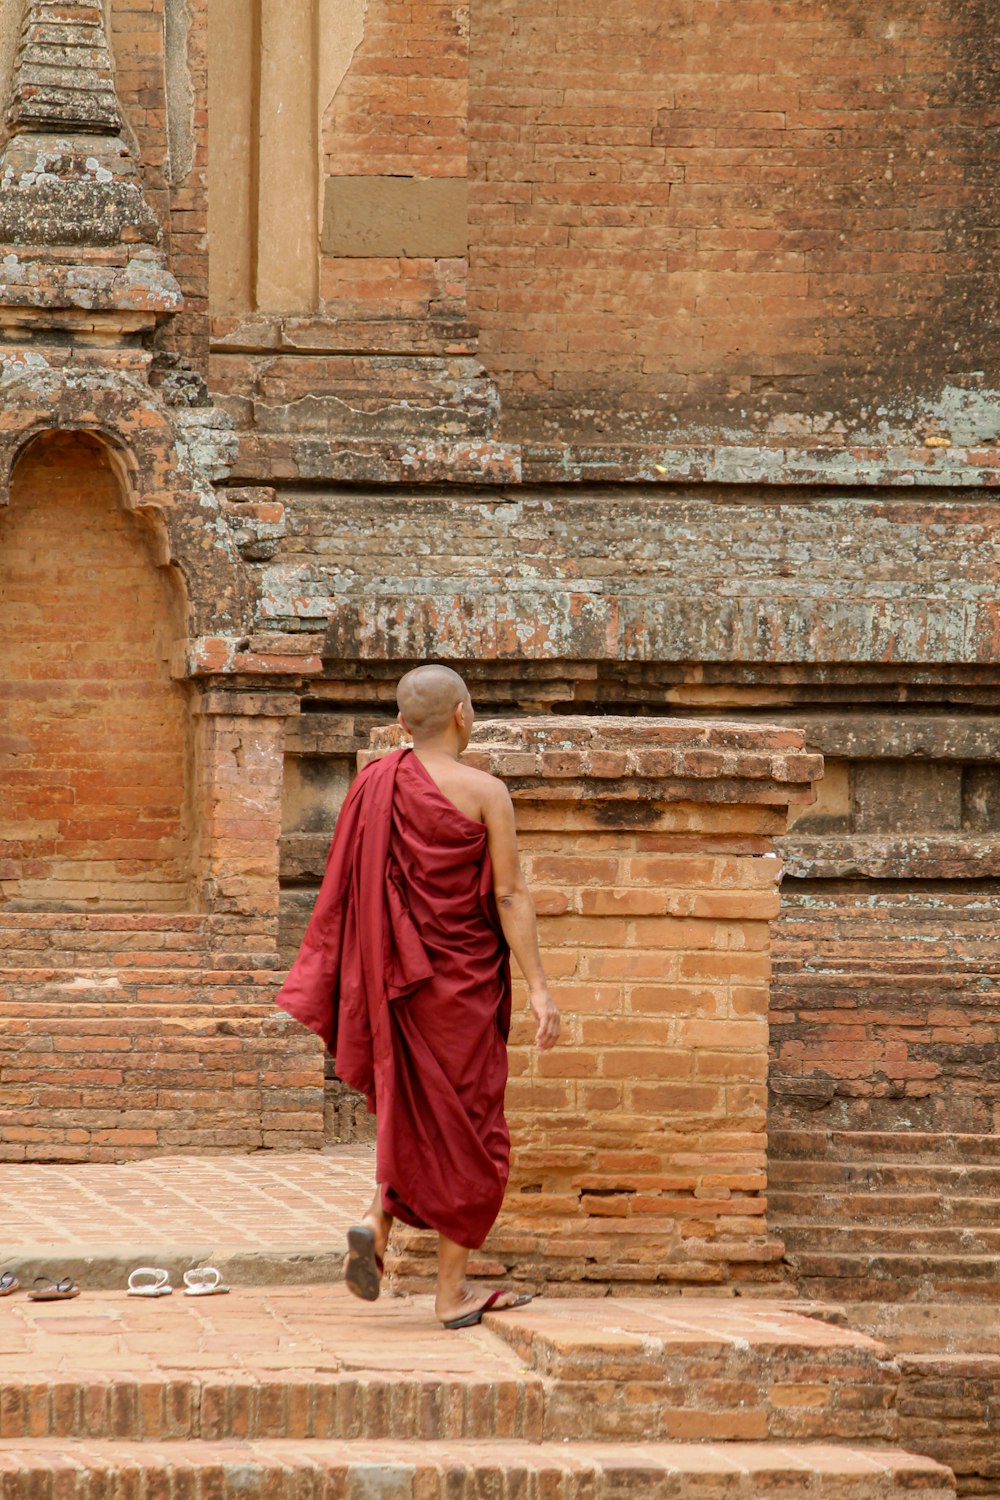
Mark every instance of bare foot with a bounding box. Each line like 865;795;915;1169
434;1281;530;1325
343;1202;393;1300
362;1203;392;1262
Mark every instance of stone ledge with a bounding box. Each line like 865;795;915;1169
362;718;822;811
780;835;1000;880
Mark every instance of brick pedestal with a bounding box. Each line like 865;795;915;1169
369;717;822;1293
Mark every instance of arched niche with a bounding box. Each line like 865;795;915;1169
0;369;250;646
0;430;196;912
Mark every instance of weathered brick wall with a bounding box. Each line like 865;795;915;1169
0;433;192;912
0;689;326;1163
107;0;209;364
770;888;1000;1138
0;913;319;1162
897;1352;1000;1498
325;0;466;179
359;717;821;1292
468;0;998;444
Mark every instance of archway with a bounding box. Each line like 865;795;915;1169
0;431;194;911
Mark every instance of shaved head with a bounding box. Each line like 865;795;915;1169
396;664;471;740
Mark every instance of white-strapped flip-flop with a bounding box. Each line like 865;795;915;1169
127;1267;173;1298
183;1265;230;1297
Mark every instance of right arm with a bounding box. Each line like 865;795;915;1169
482;779;561;1051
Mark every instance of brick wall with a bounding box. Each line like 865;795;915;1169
0;432;192;912
0;913;320;1162
468;0;997;443
770;887;1000;1137
324;0;467;178
496;828;782;1291
319;0;470;329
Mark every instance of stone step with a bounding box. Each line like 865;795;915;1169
770;1188;1000;1226
769;1130;1000;1166
784;1252;1000;1303
780;1223;1000;1256
0;1439;958;1500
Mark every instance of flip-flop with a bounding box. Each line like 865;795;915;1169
28;1276;80;1302
442;1289;532;1330
344;1225;384;1303
127;1267;173;1298
183;1266;230;1297
0;1273;19;1297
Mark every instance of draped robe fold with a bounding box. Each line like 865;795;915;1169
274;748;512;1249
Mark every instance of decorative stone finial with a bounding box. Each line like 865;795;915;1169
8;0;122;136
0;0;181;337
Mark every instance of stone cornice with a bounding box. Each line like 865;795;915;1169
361;718;822;812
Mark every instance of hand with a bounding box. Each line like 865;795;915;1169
529;988;561;1052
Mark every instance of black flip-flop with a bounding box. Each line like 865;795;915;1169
28;1276;79;1302
442;1289;532;1330
0;1272;19;1297
344;1225;384;1302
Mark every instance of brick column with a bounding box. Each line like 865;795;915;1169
192;691;297;933
367;717;822;1293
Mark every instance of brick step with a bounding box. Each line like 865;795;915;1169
773;958;1000;979
770;1189;1000;1226
0;1372;543;1442
0;1439;957;1500
779;1222;1000;1256
0;957;282;975
895;1352;1000;1500
844;1303;1000;1356
0;1296;904;1445
785;1252;1000;1303
769;1160;1000;1192
481;1298;900;1444
769;1131;1000;1166
0;1002;280;1019
0;916;211;930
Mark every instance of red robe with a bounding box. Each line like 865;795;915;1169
275;748;512;1249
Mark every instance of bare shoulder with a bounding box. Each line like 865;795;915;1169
463;763;511;801
457;762;513;822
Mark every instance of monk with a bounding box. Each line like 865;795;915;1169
275;665;560;1328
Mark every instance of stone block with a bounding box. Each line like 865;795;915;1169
323;176;469;258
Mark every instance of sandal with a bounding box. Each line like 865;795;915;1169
442;1289;532;1330
28;1276;80;1302
127;1267;173;1298
0;1272;19;1297
182;1266;230;1297
344;1225;384;1303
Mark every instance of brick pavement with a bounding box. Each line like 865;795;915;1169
0;1285;526;1387
0;1148;376;1288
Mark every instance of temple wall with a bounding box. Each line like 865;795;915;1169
0;0;997;1302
